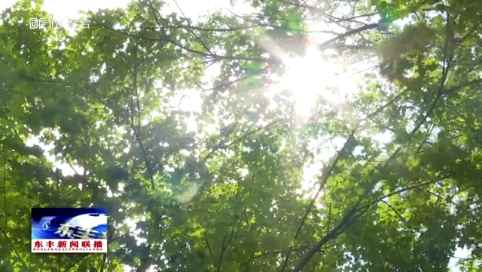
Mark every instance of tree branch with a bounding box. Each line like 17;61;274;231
292;201;365;272
216;212;237;272
62;254;91;272
90;15;277;64
99;253;108;272
0;144;30;271
216;236;227;272
318;23;379;50
127;58;156;190
280;128;357;272
203;119;279;161
291;172;450;272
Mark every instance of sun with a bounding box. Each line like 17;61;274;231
281;49;340;116
259;36;345;118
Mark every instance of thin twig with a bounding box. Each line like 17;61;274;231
203;232;215;265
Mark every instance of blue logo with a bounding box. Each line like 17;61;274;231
31;208;108;239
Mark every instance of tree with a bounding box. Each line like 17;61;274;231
1;0;481;271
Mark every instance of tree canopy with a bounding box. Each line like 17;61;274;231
1;0;482;271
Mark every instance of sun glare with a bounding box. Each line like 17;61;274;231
280;49;339;116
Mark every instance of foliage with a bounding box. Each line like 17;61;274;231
0;0;482;271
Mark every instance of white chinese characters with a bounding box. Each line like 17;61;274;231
29;18;89;29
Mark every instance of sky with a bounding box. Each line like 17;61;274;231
0;0;473;270
0;0;249;22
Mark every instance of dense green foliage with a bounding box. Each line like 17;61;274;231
1;0;482;271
